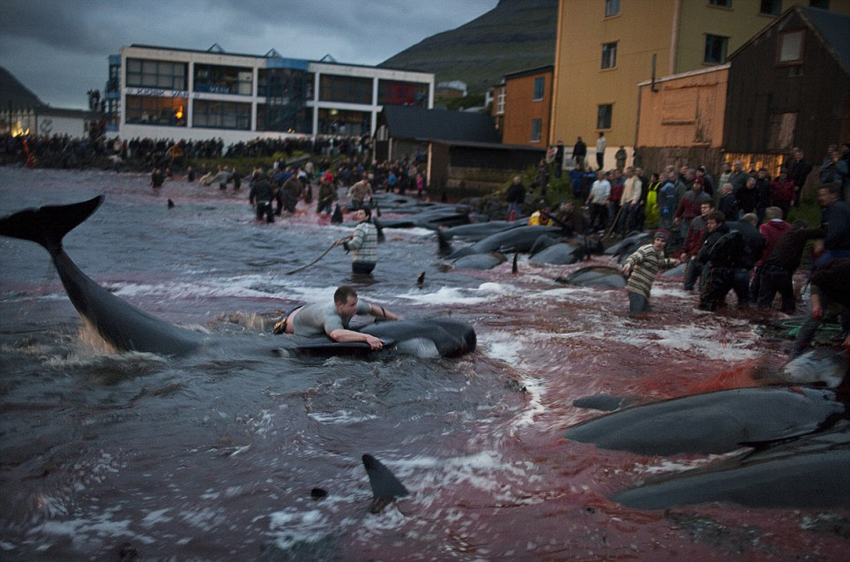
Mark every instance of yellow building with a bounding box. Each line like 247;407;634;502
551;0;850;169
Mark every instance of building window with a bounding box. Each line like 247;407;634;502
760;0;782;15
496;88;506;115
378;80;429;106
778;29;805;63
605;0;621;17
258;68;307;99
809;0;829;8
704;35;729;64
256;103;311;134
125;95;187;127
601;42;618;69
194;64;253;96
709;0;732;7
192;100;251;130
533;77;545;101
318;108;370;135
531;119;542;142
597;104;612;129
107;62;120;93
319;75;373;104
126;59;187;90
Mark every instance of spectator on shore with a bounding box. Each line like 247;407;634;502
585;171;611;232
506;176;526;221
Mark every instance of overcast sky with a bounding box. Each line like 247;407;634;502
0;0;498;110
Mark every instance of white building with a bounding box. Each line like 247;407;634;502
5;107;99;139
106;44;435;144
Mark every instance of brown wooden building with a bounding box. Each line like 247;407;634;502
635;65;729;176
495;65;554;148
724;5;850;178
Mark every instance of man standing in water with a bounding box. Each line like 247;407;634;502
274;286;401;349
622;230;679;313
338;207;378;274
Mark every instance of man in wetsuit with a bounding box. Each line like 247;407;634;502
273;286;401;350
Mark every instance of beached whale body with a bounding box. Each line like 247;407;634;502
445;225;563;260
566;382;850;509
564;386;845;456
613;422;850;509
0;197;476;359
555;266;626;289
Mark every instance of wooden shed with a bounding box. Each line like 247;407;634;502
635;65;729;176
724;5;850;178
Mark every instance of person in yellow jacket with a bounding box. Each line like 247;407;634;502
528;202;554;226
644;172;661;227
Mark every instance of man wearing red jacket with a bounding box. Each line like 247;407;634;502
751;207;792;309
680;200;713;291
770;169;795;221
673;177;711;241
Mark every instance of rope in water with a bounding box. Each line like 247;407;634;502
284;241;339;275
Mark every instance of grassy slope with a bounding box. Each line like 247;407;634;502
379;0;558;94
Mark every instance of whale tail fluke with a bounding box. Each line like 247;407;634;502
362;454;408;513
0;196;103;254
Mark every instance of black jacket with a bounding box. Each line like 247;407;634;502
506;183;525;204
698;224;742;267
719;193;738;222
727;221;765;269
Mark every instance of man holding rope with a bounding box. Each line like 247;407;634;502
273;286;402;349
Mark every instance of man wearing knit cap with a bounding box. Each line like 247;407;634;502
622;230;680;313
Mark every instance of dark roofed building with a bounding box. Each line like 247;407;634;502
723;6;850;187
376;106;543;194
378;106;499;146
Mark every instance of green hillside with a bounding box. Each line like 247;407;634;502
379;0;558;95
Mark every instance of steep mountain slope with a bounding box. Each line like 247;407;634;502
380;0;558;95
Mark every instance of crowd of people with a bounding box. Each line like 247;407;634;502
619;180;849;357
0;131;377;172
515;140;850;356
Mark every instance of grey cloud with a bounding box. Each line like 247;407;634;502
0;0;497;109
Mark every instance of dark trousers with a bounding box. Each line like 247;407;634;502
589;204;608;232
699;266;734;310
684;260;703;291
596;153;604;170
255;202;274;223
757;264;795;313
317;197;334;214
282;194;297;213
732;267;751;305
628;291;651;313
352;261;376;274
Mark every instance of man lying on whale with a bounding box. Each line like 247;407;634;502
273;285;402;350
0;197;476;359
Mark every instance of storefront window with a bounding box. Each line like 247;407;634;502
125;95;187;127
193;100;251;129
318;108;369;135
